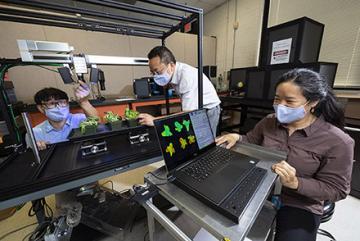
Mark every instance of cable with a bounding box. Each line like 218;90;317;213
27;220;53;241
28;198;53;220
143;230;149;241
317;228;336;241
148;171;168;181
35;65;59;73
22;231;33;241
0;222;37;240
101;180;114;192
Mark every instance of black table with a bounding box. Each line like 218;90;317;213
0;127;162;210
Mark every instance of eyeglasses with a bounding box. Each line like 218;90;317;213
150;64;168;76
41;99;68;109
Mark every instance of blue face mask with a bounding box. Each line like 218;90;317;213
45;106;70;122
273;104;306;124
153;68;172;86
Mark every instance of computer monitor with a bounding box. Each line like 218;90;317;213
203;66;217;79
245;70;266;99
318;64;337;88
229;68;247;91
154;110;215;172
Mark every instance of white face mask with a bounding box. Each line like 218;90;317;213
45;106;70;122
153;65;173;86
153;71;172;86
273;104;306;124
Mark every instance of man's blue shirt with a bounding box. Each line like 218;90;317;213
32;113;86;143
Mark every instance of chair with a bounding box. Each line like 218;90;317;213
317;201;336;241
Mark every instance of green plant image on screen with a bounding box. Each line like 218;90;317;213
179;137;187;149
183;119;190;132
175;121;183;132
188;135;196;144
166;143;175;156
161;125;173;137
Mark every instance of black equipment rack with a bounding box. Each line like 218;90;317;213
0;0;205;209
0;0;205;146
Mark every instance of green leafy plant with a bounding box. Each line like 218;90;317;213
104;111;122;123
79;116;99;134
125;108;139;120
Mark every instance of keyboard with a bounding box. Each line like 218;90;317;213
219;166;267;222
182;147;234;182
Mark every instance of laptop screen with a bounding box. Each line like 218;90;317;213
154;109;215;172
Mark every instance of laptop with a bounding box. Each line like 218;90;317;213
154;109;267;223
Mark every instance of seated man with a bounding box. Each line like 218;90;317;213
31;81;98;149
28;81;98;222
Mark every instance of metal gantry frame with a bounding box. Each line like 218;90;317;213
0;0;204;147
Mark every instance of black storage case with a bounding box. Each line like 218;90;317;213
133;78;151;99
263;17;324;66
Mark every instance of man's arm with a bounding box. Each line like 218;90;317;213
75;81;98;117
138;111;188;126
78;99;98;117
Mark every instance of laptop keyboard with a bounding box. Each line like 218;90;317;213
219;166;267;222
181;147;234;182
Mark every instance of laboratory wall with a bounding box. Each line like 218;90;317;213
204;0;360;87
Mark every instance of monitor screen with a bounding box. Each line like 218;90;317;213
203;66;217;78
245;70;266;99
154;109;214;172
229;68;247;91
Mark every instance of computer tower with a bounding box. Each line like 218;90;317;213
263;17;324;66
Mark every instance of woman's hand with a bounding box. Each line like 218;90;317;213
215;133;241;149
272;160;299;189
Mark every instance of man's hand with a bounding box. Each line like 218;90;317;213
272;160;299;189
74;80;90;102
138;113;155;126
215;134;240;149
36;141;49;150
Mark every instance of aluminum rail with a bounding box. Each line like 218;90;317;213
138;0;202;14
0;7;164;36
0;15;162;39
3;0;173;29
79;0;184;21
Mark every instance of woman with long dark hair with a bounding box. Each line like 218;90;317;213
216;68;354;241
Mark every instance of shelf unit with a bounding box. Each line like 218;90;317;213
0;0;205;147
